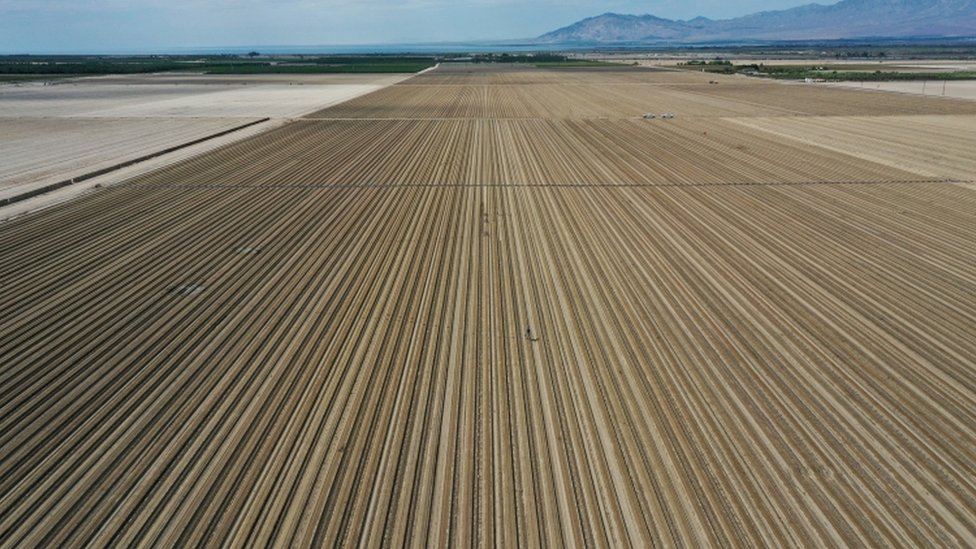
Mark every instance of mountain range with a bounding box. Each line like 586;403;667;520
538;0;976;43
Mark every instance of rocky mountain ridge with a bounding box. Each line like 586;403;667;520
538;0;976;43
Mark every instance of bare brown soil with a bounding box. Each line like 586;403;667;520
1;64;975;547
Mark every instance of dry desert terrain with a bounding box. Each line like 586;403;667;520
0;73;408;204
825;79;976;101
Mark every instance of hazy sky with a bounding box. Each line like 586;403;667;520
0;0;841;53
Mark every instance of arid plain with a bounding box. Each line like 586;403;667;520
1;64;975;547
0;73;409;205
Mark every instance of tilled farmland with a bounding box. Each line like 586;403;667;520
730;114;976;181
308;68;976;119
125;118;927;187
1;64;975;547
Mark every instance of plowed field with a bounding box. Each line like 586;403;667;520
1;64;975;547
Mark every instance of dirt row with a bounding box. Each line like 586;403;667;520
123;119;925;187
305;83;786;119
1;180;975;546
308;67;976;119
680;81;976;117
730;114;976;182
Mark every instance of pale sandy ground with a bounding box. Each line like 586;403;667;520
824;80;976;101
0;73;411;217
867;61;976;72
0;73;408;118
586;56;976;101
705;60;976;71
0;118;294;220
729;114;976;181
0;118;258;198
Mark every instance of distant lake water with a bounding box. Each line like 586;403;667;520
162;43;574;55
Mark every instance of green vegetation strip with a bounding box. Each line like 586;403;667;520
0;74;76;83
0;53;621;77
0;55;438;77
681;60;976;81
